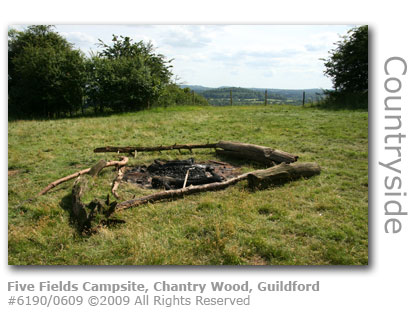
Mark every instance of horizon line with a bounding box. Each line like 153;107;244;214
180;85;331;91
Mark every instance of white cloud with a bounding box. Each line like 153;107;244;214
60;31;96;46
51;24;352;88
305;43;325;52
159;25;213;48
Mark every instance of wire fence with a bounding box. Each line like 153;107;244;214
192;89;326;106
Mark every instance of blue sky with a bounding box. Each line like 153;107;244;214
12;24;354;89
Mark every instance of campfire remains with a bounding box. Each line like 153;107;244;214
122;158;241;190
38;141;320;231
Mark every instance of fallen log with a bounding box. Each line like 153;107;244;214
216;141;298;164
72;174;90;229
247;162;321;189
94;143;217;154
72;161;117;230
38;157;128;196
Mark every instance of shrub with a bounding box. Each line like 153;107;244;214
8;25;85;118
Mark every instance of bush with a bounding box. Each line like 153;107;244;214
86;36;173;112
8;25;85;118
8;27;205;118
321;90;368;109
157;84;208;107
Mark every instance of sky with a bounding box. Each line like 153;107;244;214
12;24;354;89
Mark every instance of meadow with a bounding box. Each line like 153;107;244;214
8;105;368;265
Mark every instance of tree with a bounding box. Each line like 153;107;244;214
157;83;209;107
322;25;368;108
86;35;173;112
8;25;85;118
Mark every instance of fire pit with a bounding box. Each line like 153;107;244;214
38;140;320;232
122;158;241;190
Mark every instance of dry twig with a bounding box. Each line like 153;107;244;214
38;157;129;196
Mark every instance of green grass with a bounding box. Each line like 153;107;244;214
8;105;368;265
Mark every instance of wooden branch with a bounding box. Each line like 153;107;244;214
115;172;249;211
38;157;129;196
38;168;91;196
105;157;129;168
183;169;190;188
111;166;126;199
94;141;298;165
94;143;217;154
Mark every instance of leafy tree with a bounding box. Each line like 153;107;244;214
8;25;85;118
157;83;208;107
87;35;173;112
322;25;368;108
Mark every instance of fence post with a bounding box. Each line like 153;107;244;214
302;91;305;107
81;96;84;115
192;90;195;105
230;89;233;106
265;89;267;106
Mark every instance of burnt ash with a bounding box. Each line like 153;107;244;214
122;158;241;190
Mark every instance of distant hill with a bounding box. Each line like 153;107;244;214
179;85;325;106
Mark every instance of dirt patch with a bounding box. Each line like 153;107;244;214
8;170;20;177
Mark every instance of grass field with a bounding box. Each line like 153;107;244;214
8;105;368;265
